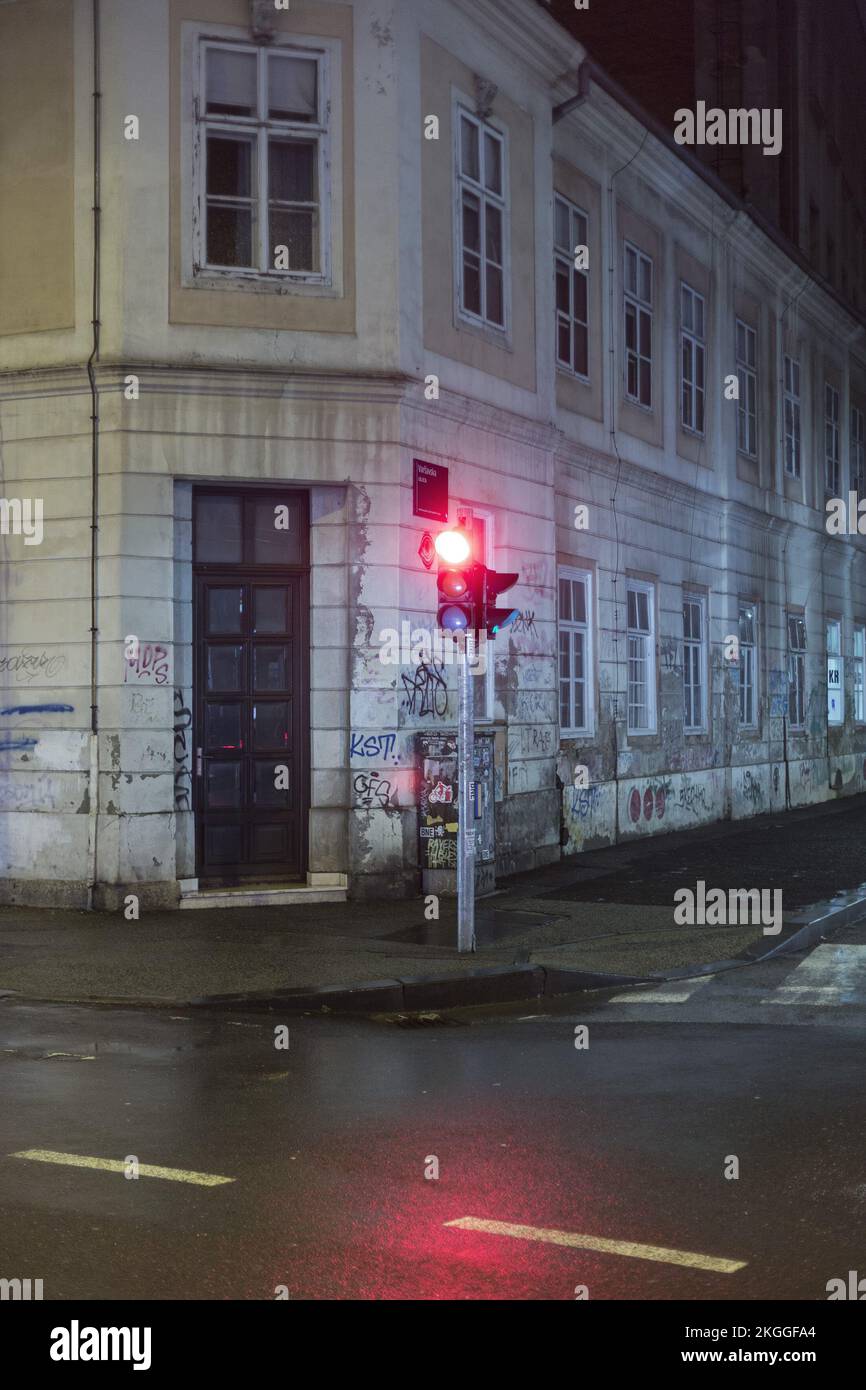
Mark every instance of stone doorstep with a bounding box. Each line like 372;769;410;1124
179;885;348;910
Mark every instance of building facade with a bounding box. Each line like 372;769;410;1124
0;0;864;909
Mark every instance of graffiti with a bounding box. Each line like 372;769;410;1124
0;702;74;755
570;783;603;817
124;643;169;686
741;770;764;808
773;764;781;794
0;779;59;810
515;690;551;719
0;703;73;716
350;731;398;762
512;610;538;638
401;658;448;719
531;726;552;752
768;669;788;718
426;836;458;869
660;638;682;673
522;560;547;592
353;769;393;810
428;780;453;804
0;649;67;685
129;690;155;717
798;761;813;783
628;781;670;823
677;782;710;815
172;688;192;812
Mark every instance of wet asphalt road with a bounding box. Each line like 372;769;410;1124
1;980;865;1301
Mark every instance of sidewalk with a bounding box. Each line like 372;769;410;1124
3;795;866;1010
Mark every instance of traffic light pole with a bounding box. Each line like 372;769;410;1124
456;633;475;954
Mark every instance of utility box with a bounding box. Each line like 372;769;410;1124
418;731;495;897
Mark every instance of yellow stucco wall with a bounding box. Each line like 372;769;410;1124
0;0;75;337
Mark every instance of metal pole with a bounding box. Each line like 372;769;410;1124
457;632;476;953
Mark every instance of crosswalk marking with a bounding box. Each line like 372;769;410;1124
9;1149;234;1186
445;1216;746;1273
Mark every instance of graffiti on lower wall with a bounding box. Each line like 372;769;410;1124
0;649;67;685
124;643;169;685
0;703;75;754
172;688;192;812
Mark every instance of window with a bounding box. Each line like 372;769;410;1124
854;625;865;723
824;383;840;493
624;243;653;407
851;406;865;496
456;109;506;329
682;595;707;731
739;602;757;728
558;569;593;734
784;356;801;478
627;580;656;733
554;195;589;379
736;319;757;456
196;40;329;278
787;614;806;728
827;619;843;726
681;284;705;434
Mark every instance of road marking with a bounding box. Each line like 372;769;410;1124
9;1149;234;1187
444;1217;746;1273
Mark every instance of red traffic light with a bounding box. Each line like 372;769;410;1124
434;529;472;564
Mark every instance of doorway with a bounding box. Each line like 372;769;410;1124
192;488;309;883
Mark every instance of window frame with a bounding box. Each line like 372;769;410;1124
623;241;653;410
554;193;589;382
851;405;865;496
191;33;334;287
453;101;510;335
824;382;841;494
783;354;801;478
626;578;657;734
557;566;594;737
682;592;708;733
787;612;807;730
680;283;706;436
853;624;865;724
735;318;758;457
738;602;758;730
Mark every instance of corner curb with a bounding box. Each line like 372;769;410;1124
2;894;864;1015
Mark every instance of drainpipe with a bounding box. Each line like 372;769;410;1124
85;0;101;909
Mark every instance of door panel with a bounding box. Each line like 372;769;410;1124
195;574;305;880
193;489;308;883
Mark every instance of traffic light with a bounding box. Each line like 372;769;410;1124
435;527;479;633
482;568;520;637
433;527;519;638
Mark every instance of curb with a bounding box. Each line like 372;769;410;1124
3;895;865;1016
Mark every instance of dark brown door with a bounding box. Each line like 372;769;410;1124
193;490;309;883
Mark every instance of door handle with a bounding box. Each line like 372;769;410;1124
196;747;203;777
